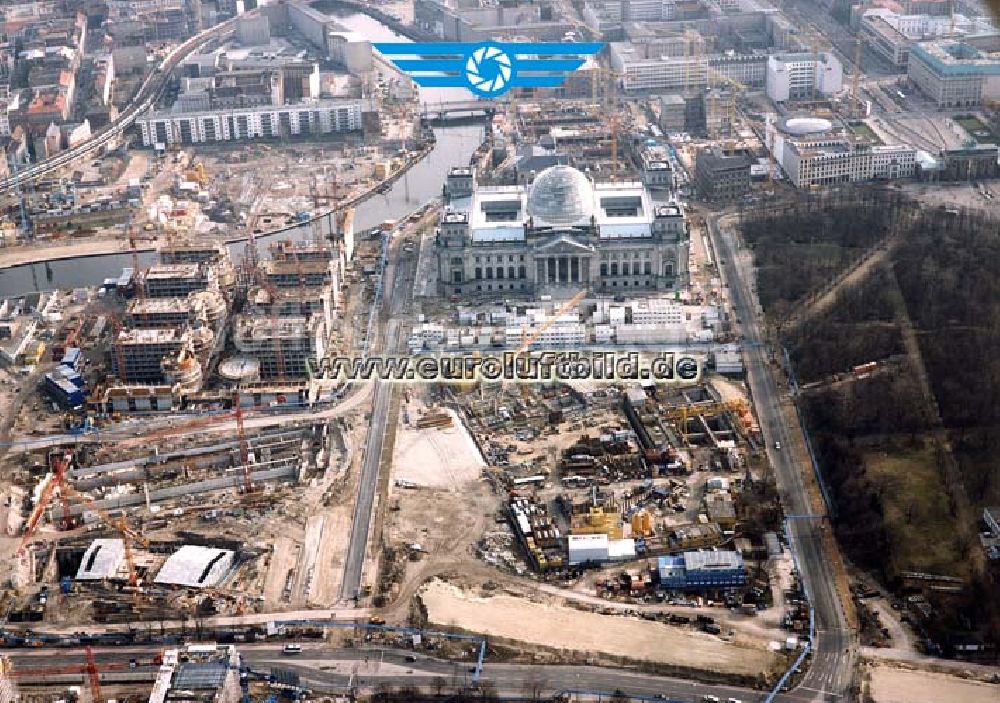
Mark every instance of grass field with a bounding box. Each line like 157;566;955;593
849;122;883;145
863;442;967;577
955;115;998;144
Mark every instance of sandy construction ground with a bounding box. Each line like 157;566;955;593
869;665;1000;703
419;580;780;676
392;403;484;489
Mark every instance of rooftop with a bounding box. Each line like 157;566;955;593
154;545;235;588
116;328;186;345
76;538;125;580
144;263;202;279
683;550;744;571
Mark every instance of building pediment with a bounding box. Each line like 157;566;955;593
532;235;596;255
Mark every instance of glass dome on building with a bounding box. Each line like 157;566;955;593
526;165;595;225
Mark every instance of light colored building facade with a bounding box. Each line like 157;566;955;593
860;14;913;69
611;43;708;91
435;165;689;297
778;138;916;187
136;99;364;146
766;52;843;102
908;38;1000;107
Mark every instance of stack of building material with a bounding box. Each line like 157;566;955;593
416;411;453;429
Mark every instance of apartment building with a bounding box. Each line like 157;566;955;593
136;99;364;146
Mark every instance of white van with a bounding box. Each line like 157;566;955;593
282;644;302;655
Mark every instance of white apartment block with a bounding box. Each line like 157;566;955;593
766;52;843;102
137;99;364;146
622;0;674;21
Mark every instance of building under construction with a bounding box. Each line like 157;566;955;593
231;315;324;379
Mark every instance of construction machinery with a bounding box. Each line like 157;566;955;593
18;450;150;588
184;161;208;185
233;389;254;494
661;398;751;444
8;648;163;703
498;289;588;403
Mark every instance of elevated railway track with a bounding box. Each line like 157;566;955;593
0;15;245;195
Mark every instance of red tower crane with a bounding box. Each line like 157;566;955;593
232;390;253;494
7;647;163;702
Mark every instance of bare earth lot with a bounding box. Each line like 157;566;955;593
419;579;781;676
869;665;1000;703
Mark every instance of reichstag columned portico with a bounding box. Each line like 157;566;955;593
435;165;690;298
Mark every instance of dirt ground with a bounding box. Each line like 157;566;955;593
868;664;1000;703
418;579;782;676
392;401;485;489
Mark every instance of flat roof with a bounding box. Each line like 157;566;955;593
145;263;201;279
117;328;186;344
683;550;744;571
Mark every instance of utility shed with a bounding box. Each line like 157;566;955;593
608;538;636;561
568;533;609;565
154;545;234;588
76;538;125;580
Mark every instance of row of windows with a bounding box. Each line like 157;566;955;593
475;266;527;280
474;254;526;263
602;261;653;276
600;279;654;288
448;283;529;293
600;251;651;261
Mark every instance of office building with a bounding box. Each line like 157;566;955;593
766;52;844;102
908;37;1000;107
611;42;708;92
141;264;215;298
695;147;754;200
658;550;748;589
768;115;917;187
232;315;326;379
112;328;193;384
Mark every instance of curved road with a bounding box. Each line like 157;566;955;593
0;14;245;194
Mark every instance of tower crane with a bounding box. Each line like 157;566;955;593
851;37;864;119
498;289;588;403
233;389;254;494
18;450;150;588
661;398;750;445
7;647;163;703
17;450;74;554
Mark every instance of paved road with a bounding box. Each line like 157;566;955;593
709;212;854;702
340;225;418;599
5;645;767;701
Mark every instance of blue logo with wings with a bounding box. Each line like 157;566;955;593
373;42;604;98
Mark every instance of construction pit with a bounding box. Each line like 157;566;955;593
0;411;369;625
373;375;799;682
